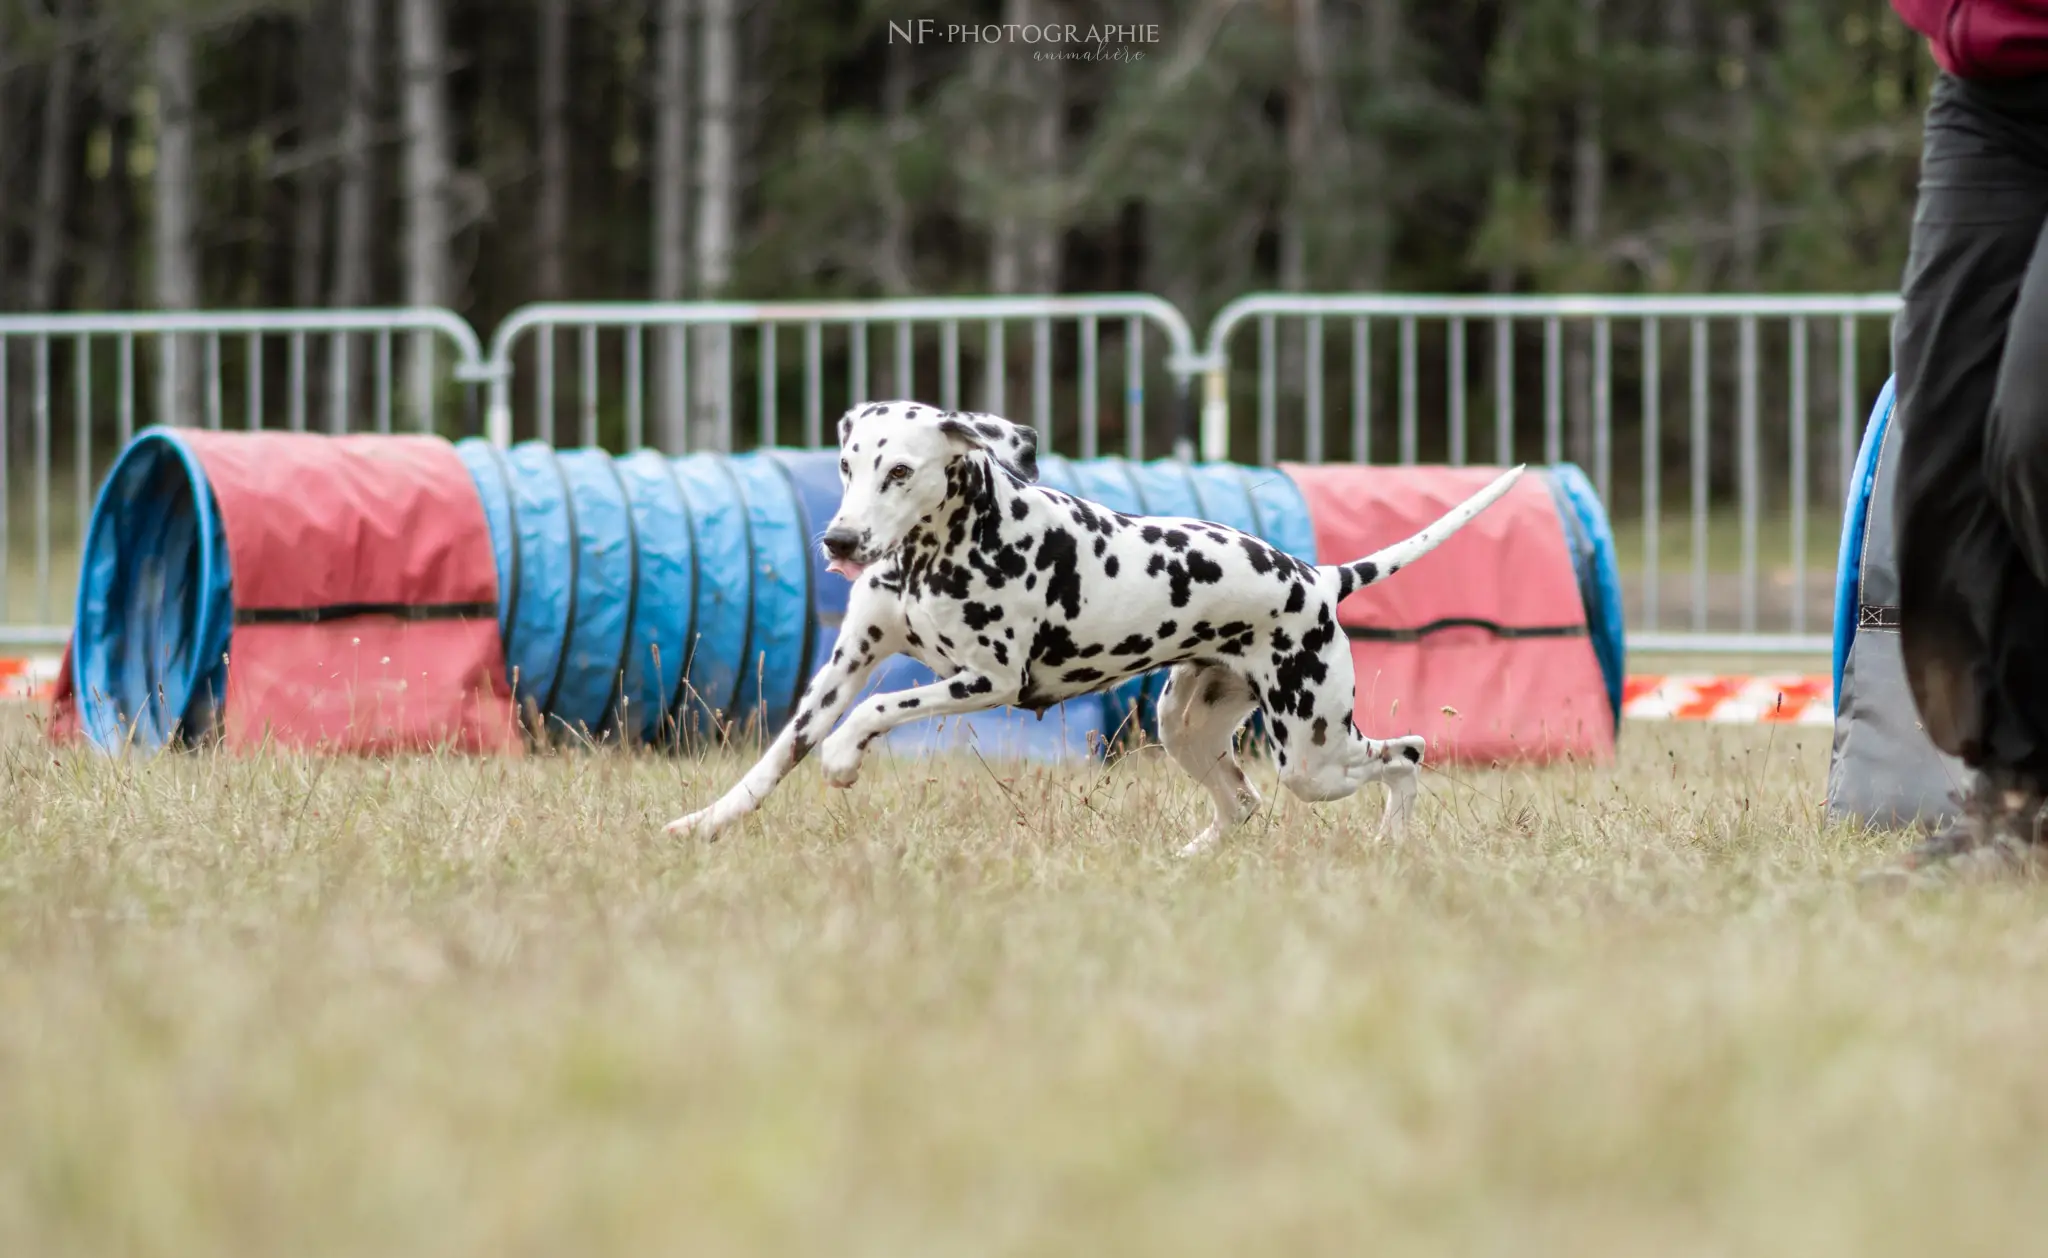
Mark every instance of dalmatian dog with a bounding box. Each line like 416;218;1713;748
664;400;1524;856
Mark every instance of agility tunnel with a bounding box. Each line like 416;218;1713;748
1827;376;1966;827
56;427;1625;768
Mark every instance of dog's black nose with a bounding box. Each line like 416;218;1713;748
821;529;860;561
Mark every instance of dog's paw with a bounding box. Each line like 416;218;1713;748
664;806;734;841
819;732;865;789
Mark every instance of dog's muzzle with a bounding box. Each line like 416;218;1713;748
821;527;868;582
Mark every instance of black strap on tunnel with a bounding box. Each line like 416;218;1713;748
1858;604;1901;630
1344;618;1588;644
537;446;582;725
235;601;499;625
596;455;644;741
764;455;817;725
482;443;525;670
658;457;704;734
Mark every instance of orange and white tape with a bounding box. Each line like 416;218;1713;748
0;655;63;702
1621;674;1833;726
0;654;1835;727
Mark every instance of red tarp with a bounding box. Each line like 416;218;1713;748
1283;463;1614;765
55;430;517;755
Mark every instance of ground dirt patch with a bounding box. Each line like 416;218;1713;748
0;706;2040;1257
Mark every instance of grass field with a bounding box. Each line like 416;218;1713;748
6;705;2047;1256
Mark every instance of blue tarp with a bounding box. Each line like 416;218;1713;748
72;428;233;751
1543;463;1628;729
1834;375;1897;709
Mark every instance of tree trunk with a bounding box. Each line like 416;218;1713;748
981;0;1029;294
1566;0;1604;469
652;0;690;449
153;25;200;426
330;0;377;308
291;6;330;309
1279;0;1323;295
87;88;134;312
873;32;914;294
1023;15;1063;294
400;0;452;427
27;0;81;313
536;0;570;300
1726;12;1761;290
692;0;735;449
1357;0;1396;288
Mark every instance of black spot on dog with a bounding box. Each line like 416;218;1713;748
1402;743;1421;762
866;625;884;641
1185;551;1224;586
1284;583;1306;614
1029;623;1084;668
820;688;839;708
1011;498;1028;520
1109;634;1152;655
899;696;921;709
1103;556;1119;578
1311;717;1328;746
1036;528;1083;620
962;601;1003;630
1065;667;1103;684
1202;678;1226;705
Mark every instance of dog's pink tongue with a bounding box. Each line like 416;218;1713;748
827;558;867;582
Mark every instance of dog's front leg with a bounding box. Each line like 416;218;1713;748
816;670;1019;788
664;612;903;841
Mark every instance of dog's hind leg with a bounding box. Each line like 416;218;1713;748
1157;664;1263;857
665;612;902;841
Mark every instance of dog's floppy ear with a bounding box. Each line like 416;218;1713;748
937;412;1040;482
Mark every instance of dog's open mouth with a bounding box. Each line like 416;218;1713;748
827;558;868;582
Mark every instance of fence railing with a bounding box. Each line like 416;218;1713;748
481;297;1203;461
0;308;487;646
1198;294;1904;655
0;294;1903;659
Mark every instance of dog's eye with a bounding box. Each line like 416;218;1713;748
887;464;911;483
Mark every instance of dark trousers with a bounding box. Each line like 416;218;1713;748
1896;72;2048;783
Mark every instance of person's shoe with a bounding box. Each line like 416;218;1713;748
1858;773;2048;888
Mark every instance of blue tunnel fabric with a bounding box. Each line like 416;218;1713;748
664;454;753;740
1064;457;1154;742
548;448;637;733
1834;375;1896;709
73;427;233;752
728;453;813;734
1542;463;1628;729
1240;466;1321;565
613;450;697;741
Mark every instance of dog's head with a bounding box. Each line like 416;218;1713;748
822;401;1039;580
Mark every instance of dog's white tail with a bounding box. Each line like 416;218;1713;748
1326;465;1527;599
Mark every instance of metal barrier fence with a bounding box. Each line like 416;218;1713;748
0;294;1906;659
0;308;487;646
1198;294;1904;655
481;297;1203;460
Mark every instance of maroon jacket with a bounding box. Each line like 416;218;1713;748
1893;0;2048;77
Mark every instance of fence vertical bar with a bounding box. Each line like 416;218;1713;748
33;337;50;623
377;330;395;433
1690;318;1709;633
984;320;1005;415
537;328;556;445
1398;316;1418;465
118;333;134;446
1543;317;1563;465
1125;317;1143;460
0;344;7;622
1351;318;1370;463
1494;317;1512;466
1304;315;1324;464
626;325;645;452
1592;318;1612;502
329;334;349;434
158;334;174;428
895;319;913;401
1032;317;1052;436
245;332;261;430
1838;316;1858;503
850;322;868;411
761;325;778;448
1448;317;1466;466
1258;314;1277;467
75;337;91;562
941;320;960;413
1790;315;1809;635
804;322;823;447
205;334;223;430
1739;316;1760;635
289;332;306;432
1079;315;1099;459
1642;317;1660;632
580;324;600;448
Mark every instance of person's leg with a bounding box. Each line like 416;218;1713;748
1894;74;2048;789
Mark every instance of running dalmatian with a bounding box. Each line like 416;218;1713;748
665;400;1524;855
